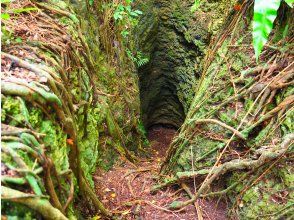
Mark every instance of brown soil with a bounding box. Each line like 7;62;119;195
94;126;228;219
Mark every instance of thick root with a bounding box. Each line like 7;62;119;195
1;186;68;220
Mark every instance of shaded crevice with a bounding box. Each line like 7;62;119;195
137;0;209;129
140;74;186;129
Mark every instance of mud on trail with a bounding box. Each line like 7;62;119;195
94;127;228;219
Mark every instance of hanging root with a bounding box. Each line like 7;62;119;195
62;172;74;213
1;80;62;106
2;47;110;217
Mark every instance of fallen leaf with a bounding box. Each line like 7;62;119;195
110;193;116;198
234;4;242;11
122;210;131;215
67;138;74;145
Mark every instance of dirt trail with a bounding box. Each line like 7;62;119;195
94;126;228;219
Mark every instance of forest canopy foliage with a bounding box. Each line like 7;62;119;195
253;0;293;59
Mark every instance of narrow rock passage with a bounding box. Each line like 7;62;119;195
94;127;227;219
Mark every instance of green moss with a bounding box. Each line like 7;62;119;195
239;182;290;218
28;108;43;128
2;0;149;218
1;201;40;220
276;168;294;187
244;98;254;112
225;167;294;219
78;106;101;187
39;120;69;172
219;110;237;127
281;111;293;135
1;96;25;126
99;140;120;170
242;186;259;203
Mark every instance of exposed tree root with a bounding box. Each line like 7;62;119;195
2;144;43;196
122;167;152;179
79;176;112;217
1;186;68;220
168;134;294;210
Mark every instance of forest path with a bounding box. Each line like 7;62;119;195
94;127;227;219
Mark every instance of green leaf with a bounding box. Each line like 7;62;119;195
15;37;22;43
130;11;139;17
118;5;124;11
285;0;294;7
191;0;201;12
125;5;132;12
121;30;129;37
1;13;10;20
114;12;123;20
252;0;281;60
1;0;11;4
133;10;143;15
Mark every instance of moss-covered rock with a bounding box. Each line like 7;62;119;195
161;2;293;219
1;0;144;218
136;0;210;128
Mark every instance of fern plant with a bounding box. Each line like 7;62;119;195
126;49;149;67
113;0;143;38
253;0;293;60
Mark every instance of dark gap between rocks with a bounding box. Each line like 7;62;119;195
136;1;206;130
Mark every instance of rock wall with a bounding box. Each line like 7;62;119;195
161;2;294;218
1;0;144;218
136;0;210;128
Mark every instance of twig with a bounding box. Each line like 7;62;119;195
122;168;151;179
181;183;203;220
62;173;74;213
189;119;246;140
